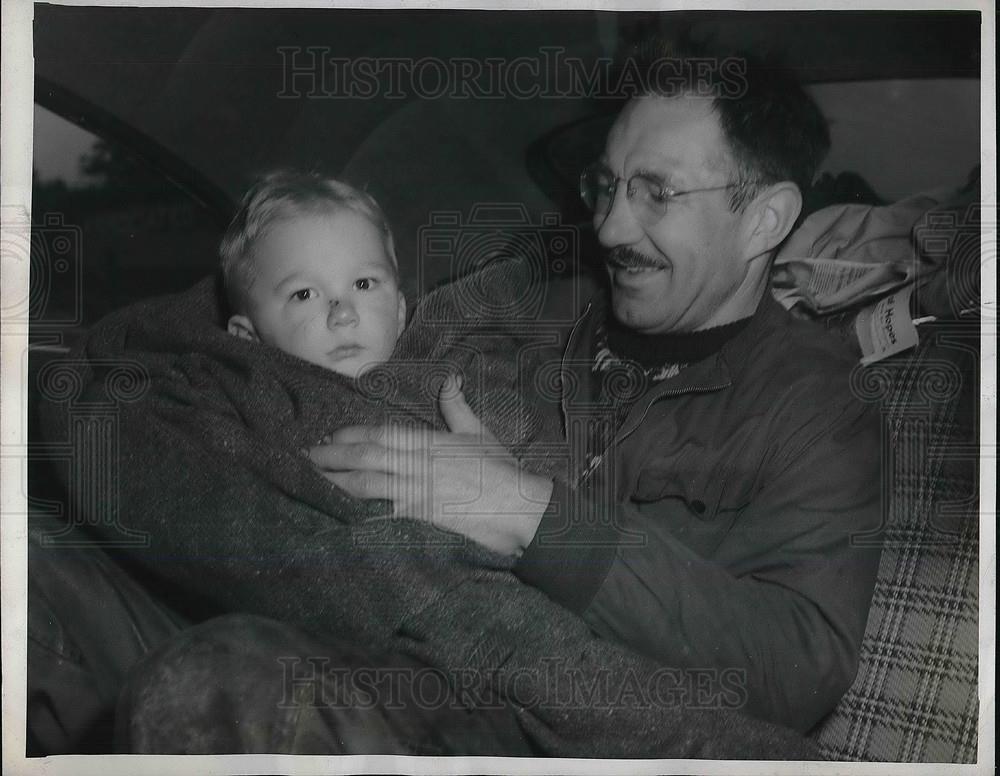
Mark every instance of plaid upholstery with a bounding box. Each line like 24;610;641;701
811;326;980;762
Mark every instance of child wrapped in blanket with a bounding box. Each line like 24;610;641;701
220;169;567;479
222;170;407;381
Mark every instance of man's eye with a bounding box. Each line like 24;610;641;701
635;176;670;205
354;278;377;291
290;289;315;301
648;188;671;205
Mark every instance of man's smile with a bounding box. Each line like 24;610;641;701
606;251;670;287
612;264;665;275
605;246;669;277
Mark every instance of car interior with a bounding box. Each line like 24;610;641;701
24;4;983;762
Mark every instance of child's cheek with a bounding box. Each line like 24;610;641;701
292;308;322;334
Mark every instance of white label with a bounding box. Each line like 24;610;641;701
855;285;920;365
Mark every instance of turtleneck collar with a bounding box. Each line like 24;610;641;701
605;314;754;369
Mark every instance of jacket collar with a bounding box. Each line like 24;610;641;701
567;288;788;399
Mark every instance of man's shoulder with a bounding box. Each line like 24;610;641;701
731;298;863;406
725;301;879;465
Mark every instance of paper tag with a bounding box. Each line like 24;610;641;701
855;285;920;365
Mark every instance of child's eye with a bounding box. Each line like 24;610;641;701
354;278;377;291
290;288;315;301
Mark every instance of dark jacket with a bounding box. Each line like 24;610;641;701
515;285;883;732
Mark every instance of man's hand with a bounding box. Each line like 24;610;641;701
307;375;553;557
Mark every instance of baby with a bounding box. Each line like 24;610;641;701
221;169;407;379
219;169;564;473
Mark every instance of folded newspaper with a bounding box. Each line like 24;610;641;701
770;257;917;316
770;189;956;364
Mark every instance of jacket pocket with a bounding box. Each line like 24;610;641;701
631;465;725;520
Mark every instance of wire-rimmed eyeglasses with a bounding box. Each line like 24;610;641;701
580;162;737;226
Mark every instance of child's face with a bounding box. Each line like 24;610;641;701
229;209;406;379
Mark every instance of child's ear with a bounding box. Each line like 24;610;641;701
396;291;407;335
227;314;259;341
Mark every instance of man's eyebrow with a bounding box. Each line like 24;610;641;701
642;153;689;176
631;166;685;190
632;165;668;181
618;154;687;183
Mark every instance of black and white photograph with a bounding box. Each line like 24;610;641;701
1;1;994;773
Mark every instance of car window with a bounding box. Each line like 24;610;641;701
31;104;229;330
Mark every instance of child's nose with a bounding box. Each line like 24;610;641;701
327;298;358;327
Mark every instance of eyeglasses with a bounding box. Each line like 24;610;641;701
580;162;737;226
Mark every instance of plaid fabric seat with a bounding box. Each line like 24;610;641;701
811;324;980;762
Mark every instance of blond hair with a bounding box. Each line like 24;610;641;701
220;169;397;312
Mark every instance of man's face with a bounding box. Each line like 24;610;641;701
238;209;406;379
596;95;756;333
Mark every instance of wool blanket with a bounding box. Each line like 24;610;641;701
41;258;814;758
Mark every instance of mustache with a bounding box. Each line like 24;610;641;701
604;247;667;270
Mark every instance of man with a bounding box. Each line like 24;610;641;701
304;47;881;730
56;42;880;756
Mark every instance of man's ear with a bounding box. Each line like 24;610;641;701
227;314;259;341
396;291;407;335
742;182;802;261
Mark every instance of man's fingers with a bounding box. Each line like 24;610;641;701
439;373;498;444
324;423;432;450
325;469;392;500
322;424;388;445
308;441;393;472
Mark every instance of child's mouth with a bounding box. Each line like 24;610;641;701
327;344;362;360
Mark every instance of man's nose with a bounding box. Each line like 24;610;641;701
596;181;643;249
326;298;358;327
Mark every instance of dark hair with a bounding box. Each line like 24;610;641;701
628;37;831;212
220;169;397;313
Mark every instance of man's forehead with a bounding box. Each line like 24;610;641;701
605;94;728;175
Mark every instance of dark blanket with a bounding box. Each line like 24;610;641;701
41;258;815;758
